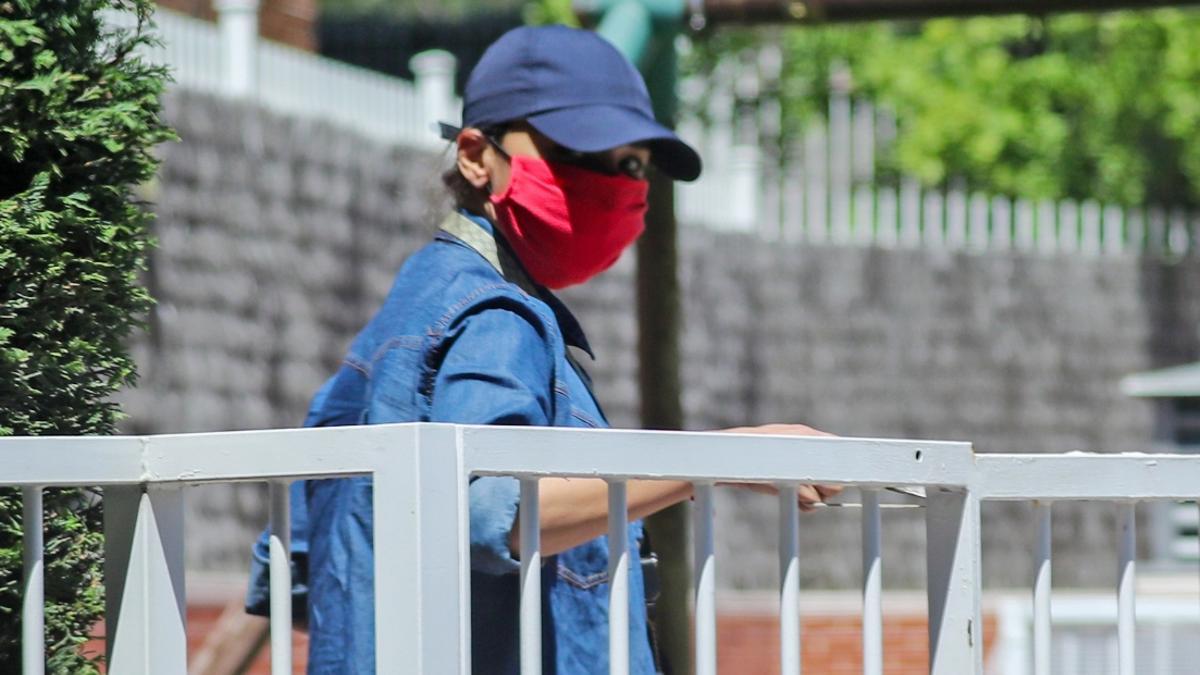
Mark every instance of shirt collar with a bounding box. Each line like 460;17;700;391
440;210;595;359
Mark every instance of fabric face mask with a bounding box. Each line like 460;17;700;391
489;154;649;289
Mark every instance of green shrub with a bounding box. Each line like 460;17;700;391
0;0;171;670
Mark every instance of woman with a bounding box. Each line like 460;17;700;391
249;24;837;674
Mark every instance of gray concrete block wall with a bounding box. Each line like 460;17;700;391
121;91;1200;586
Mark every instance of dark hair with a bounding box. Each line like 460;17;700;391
442;166;479;209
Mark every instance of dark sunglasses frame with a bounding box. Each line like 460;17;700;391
483;125;648;180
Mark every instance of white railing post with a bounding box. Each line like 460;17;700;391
214;0;259;97
411;50;458;139
22;486;44;675
861;488;883;675
268;480;292;675
694;483;717;675
104;485;188;674
779;485;801;675
373;424;471;674
519;478;542;675
925;489;983;675
608;480;630;675
1118;502;1137;675
1033;501;1053;675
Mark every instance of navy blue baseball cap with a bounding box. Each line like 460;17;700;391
439;25;702;182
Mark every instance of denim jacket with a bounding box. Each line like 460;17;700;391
247;211;655;674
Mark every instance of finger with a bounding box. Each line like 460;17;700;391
814;484;843;499
759;423;836;437
797;485;824;505
716;481;779;496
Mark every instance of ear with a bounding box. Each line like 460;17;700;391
456;128;491;190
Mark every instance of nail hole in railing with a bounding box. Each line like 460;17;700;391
915;450;923;461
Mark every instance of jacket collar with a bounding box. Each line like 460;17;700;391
439;210;595;359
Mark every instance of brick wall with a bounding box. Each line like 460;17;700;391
123;90;1200;589
155;0;317;51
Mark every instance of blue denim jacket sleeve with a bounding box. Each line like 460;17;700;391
370;304;556;577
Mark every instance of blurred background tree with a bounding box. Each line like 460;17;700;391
685;9;1200;207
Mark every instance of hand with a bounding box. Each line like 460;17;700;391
715;423;844;511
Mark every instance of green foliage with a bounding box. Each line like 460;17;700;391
0;0;171;670
318;0;521;18
523;0;579;27
688;9;1200;206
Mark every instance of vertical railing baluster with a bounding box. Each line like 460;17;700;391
608;480;630;675
520;478;542;675
268;480;292;675
861;488;882;675
779;485;801;675
22;486;44;675
1118;502;1137;675
694;483;717;675
1033;501;1053;675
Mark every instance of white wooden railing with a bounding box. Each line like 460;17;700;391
104;6;457;150
8;424;1200;674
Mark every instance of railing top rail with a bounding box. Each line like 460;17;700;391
459;425;971;486
0;423;972;488
8;424;1200;499
975;453;1200;501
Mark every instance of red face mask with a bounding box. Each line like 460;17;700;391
489;155;649;289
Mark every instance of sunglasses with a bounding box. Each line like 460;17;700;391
484;126;648;180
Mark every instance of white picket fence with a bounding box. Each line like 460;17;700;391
114;6;1199;257
675;45;1200;256
105;5;456;150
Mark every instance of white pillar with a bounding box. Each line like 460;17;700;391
411;50;458;136
215;0;260;97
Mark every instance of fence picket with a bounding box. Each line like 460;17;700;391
805;126;829;244
877;185;899;249
1103;205;1126;256
924;190;946;248
1059;200;1080;255
968;193;990;253
946;188;967;249
1080;201;1102;256
900;179;921;248
829;89;853;244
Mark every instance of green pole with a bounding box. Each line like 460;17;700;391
593;4;692;673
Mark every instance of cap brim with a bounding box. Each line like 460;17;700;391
437;122;461;141
526;105;702;182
